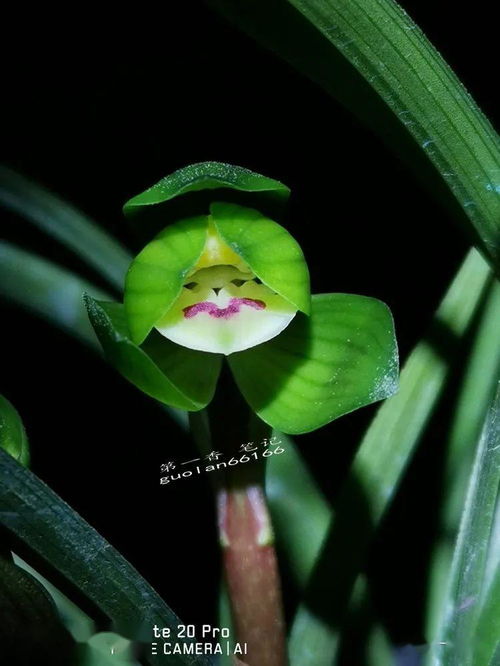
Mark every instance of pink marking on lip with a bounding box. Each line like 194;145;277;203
183;297;266;319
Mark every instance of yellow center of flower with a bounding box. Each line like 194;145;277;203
192;220;249;273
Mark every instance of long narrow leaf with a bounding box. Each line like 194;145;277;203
270;431;392;666
288;249;492;665
0;166;131;289
473;564;500;666
0;241;107;348
0;449;211;666
13;554;96;642
209;0;500;271
426;279;500;638
426;382;500;666
266;432;330;587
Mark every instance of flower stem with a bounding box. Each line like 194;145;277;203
218;464;287;666
190;367;287;666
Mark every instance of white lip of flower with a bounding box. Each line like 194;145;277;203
155;264;297;355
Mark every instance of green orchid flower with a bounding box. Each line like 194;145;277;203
86;162;398;434
124;202;309;355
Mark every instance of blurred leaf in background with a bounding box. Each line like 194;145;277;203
0;554;76;666
427;382;500;666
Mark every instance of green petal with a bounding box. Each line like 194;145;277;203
229;293;398;434
124;215;208;344
85;296;222;411
123;161;289;214
210;202;311;315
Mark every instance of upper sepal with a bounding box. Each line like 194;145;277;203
210;202;311;315
229;293;398;434
124;215;208;345
123;161;290;218
85;295;222;411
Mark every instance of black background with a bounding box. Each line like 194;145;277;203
1;1;498;655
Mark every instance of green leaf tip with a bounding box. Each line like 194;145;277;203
229;293;398;434
123;161;290;214
85;294;222;411
0;395;30;466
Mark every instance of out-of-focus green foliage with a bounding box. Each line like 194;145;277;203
427;382;500;666
0;166;130;289
0;241;106;348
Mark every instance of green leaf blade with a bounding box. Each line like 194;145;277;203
0;394;30;466
230;293;398;433
427;382;500;666
473;565;500;666
0;166;131;289
13;554;96;643
0;555;75;664
316;0;500;264
266;431;330;585
209;0;500;272
0;241;107;348
426;278;500;641
288;249;492;666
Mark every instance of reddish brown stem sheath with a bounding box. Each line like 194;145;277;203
190;367;288;666
217;480;287;666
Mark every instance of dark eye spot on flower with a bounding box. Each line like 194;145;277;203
253;277;263;284
231;279;246;287
184;282;198;290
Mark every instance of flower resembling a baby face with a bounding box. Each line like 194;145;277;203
155;221;297;354
88;164;398;432
124;202;311;356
